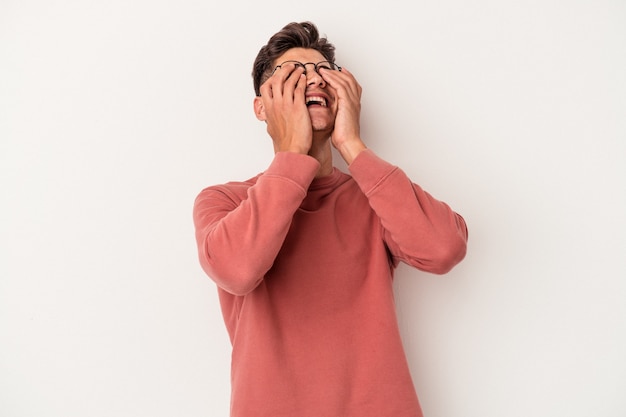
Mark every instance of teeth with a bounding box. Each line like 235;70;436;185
306;96;326;107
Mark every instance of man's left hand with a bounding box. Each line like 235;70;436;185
320;67;367;164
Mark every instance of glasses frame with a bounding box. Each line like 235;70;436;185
271;60;342;76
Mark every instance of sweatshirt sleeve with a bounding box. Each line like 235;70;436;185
348;149;468;274
193;152;320;295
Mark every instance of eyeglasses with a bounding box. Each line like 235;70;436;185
272;60;341;76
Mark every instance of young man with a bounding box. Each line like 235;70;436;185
193;21;468;417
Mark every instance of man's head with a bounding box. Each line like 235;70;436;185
252;21;336;97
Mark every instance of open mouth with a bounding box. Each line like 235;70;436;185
305;96;327;107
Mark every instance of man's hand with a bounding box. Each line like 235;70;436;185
257;63;313;154
320;67;366;164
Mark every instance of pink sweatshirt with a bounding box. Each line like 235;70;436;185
193;150;467;417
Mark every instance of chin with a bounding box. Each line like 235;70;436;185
312;124;333;136
310;117;333;132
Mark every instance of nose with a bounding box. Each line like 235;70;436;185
304;64;327;89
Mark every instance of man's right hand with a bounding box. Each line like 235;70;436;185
256;63;313;154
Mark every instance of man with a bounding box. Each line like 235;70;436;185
193;21;468;417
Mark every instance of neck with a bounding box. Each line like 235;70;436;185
308;137;333;177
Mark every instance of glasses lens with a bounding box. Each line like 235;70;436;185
291;62;306;71
272;61;340;76
316;61;339;72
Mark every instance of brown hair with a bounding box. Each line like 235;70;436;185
252;21;336;96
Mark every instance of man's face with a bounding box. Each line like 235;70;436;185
271;48;338;133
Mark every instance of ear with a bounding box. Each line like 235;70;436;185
253;96;266;121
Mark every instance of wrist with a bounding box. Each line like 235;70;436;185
274;141;311;155
336;138;367;165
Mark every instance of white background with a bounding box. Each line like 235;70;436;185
1;1;625;416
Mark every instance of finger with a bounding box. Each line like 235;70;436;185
268;63;300;96
280;65;306;102
259;79;273;99
293;73;307;103
320;67;353;90
326;69;361;100
261;68;298;101
262;64;290;100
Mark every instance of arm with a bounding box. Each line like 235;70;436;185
193;152;319;295
349;150;468;274
322;67;467;273
196;64;320;295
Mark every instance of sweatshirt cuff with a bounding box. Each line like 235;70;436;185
348;149;398;195
264;152;320;190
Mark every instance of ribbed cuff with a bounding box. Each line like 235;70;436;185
264;152;320;190
348;149;397;195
